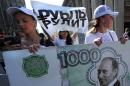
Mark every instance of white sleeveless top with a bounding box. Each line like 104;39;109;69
85;30;118;44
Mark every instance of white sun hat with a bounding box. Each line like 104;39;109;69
93;5;119;19
6;6;37;21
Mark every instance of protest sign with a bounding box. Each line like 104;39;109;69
2;47;61;86
57;41;130;86
2;41;130;86
31;0;88;35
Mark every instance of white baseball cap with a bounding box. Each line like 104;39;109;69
6;7;37;21
93;5;119;19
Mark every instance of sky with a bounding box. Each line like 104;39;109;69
25;0;64;10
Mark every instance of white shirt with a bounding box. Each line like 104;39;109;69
54;37;66;46
85;30;118;44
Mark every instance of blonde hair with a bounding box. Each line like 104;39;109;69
87;15;106;34
87;18;100;34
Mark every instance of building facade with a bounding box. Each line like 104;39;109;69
63;0;125;37
124;0;130;28
0;0;25;36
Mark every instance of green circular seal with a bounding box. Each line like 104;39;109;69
23;55;49;78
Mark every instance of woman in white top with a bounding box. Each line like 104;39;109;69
85;5;119;46
54;30;73;46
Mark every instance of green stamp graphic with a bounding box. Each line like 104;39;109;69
22;55;49;78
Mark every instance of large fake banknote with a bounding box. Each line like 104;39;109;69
57;41;130;86
2;41;130;86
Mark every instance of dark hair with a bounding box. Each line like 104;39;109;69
39;33;55;46
44;38;55;47
39;33;44;38
127;32;130;38
59;31;73;45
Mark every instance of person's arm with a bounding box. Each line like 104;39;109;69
119;36;128;44
71;32;78;40
85;33;102;46
93;37;102;46
28;43;40;53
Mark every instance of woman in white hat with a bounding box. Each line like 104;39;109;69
7;7;41;53
84;5;119;46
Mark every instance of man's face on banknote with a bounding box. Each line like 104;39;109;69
97;59;116;86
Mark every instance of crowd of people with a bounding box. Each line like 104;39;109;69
0;5;128;54
0;5;128;50
0;4;129;86
0;5;128;53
